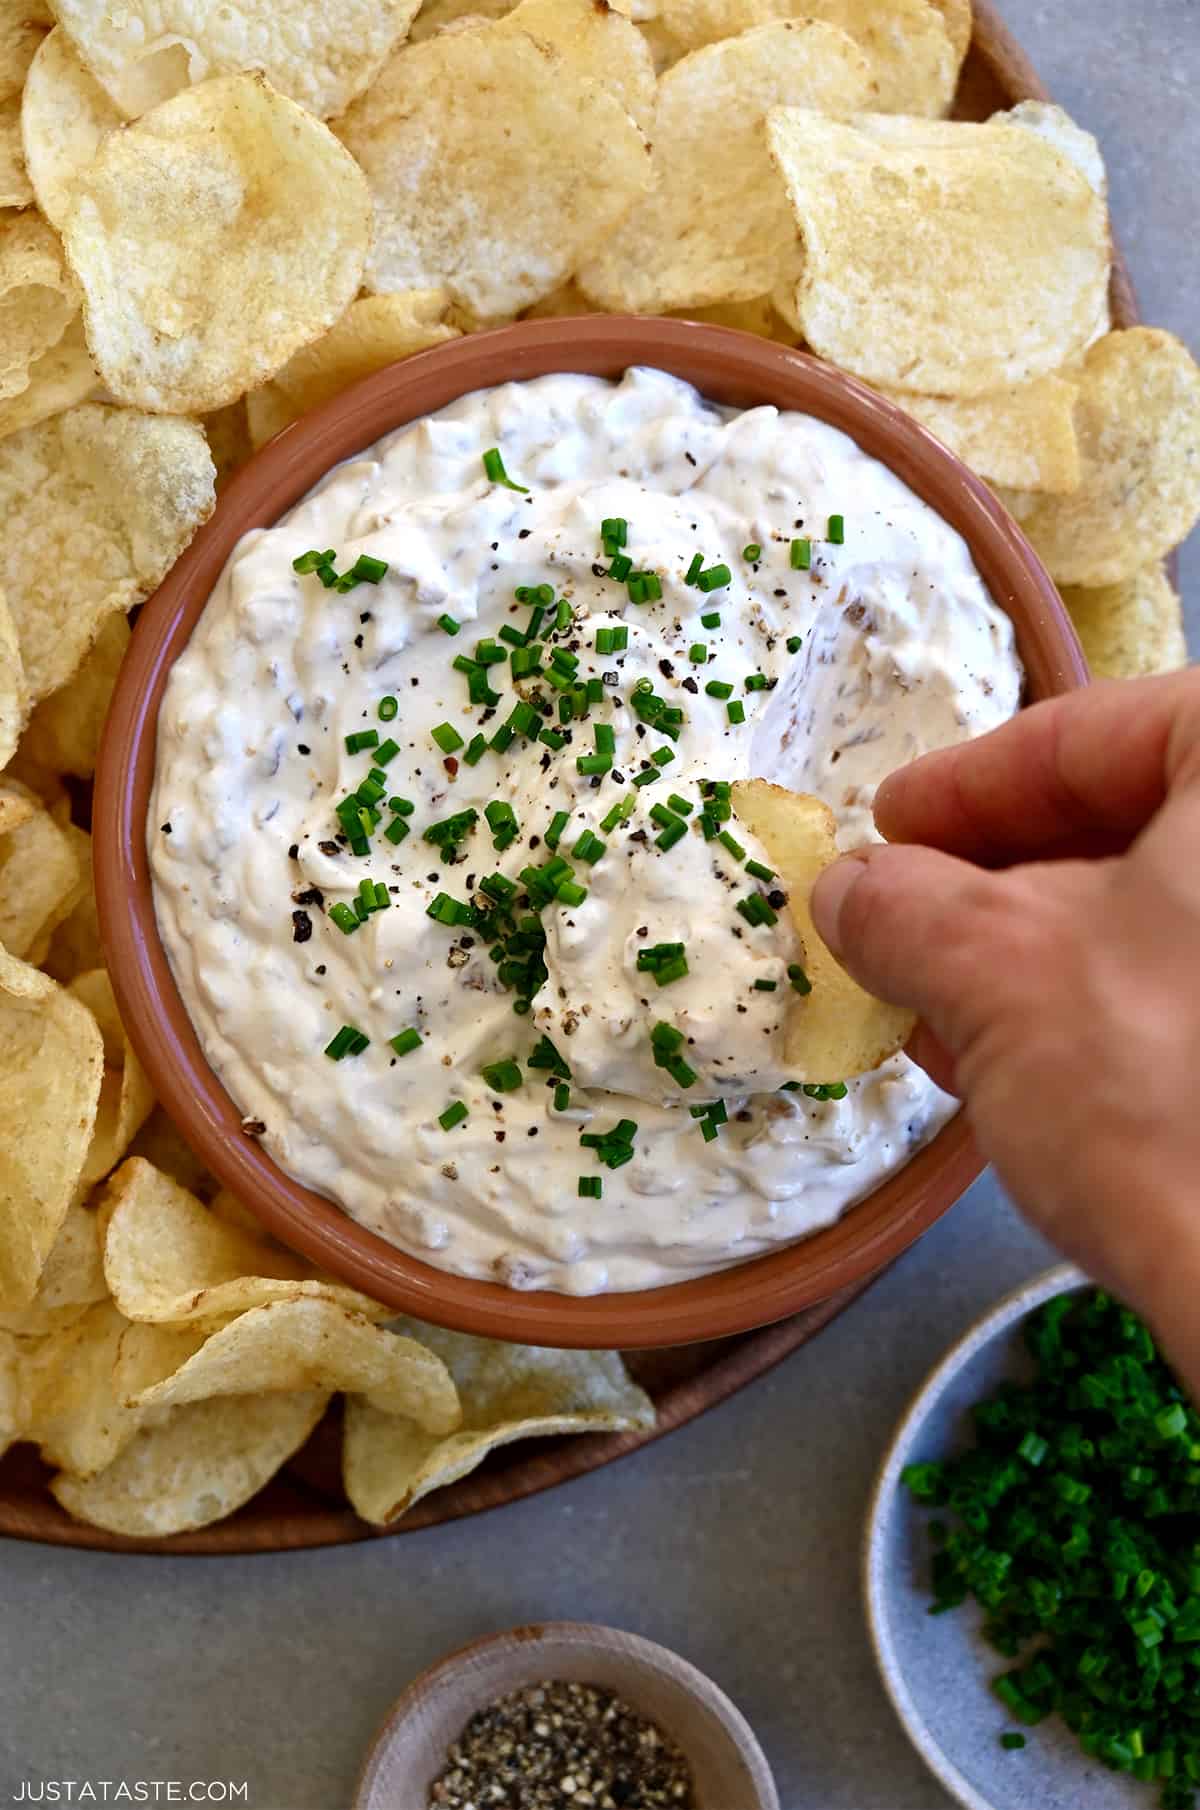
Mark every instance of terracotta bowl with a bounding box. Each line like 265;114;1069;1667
94;316;1087;1349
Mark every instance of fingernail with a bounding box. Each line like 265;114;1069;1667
811;851;872;956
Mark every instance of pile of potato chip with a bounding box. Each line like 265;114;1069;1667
0;0;1197;1536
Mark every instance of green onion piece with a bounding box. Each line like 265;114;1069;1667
718;831;746;860
689;643;708;664
655;819;687;852
742;543;762;562
553;1082;571;1112
490;723;515;754
631;767;660;788
463;734;488;767
788;963;812;994
481;1057;523;1092
510;644;543;680
786;635;803;654
572;829;606;864
727;700;746;725
1000;1735;1026;1752
539;727;565;751
374;738;400;767
700;610;721;629
328;903;359;935
753;978;777;992
344;729;379;754
432;722;464;754
556;878;588;907
475;638;507;666
388;1028;422;1057
325;1023;369;1060
790;538;812;570
705;679;733;700
578;1175;603;1199
684;553;704;586
608;553;633;582
576;752;612;776
388;795;414;815
601;517;628;548
507;700;540;738
439;1101;468;1131
384;816;409;845
437;613;460;636
595;627;614;655
651;747;674;767
611;625;629;651
378;696;398;721
545;808;570;851
482;447;528;492
593;722;615;756
745;673;769;692
666;793;693;816
745;859;775;882
350;553;388;584
828;514;844;544
696;563;732;593
499;623;526;648
293;548;336;575
528;1035;569;1076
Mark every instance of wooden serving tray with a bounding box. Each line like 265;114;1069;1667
0;0;1139;1555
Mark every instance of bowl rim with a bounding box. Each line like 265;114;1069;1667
351;1618;780;1810
93;315;1088;1349
862;1261;1088;1810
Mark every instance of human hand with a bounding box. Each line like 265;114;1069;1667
811;670;1200;1396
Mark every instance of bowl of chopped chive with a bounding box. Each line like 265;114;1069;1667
95;315;1087;1348
353;1620;779;1810
866;1264;1200;1810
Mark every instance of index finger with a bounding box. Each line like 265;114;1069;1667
874;668;1200;863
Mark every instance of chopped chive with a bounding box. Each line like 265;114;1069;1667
700;610;721;629
788;963;812;994
540;726;565;751
499;623;526;648
790;538;812;570
325;1024;368;1060
578;1175;603;1199
474;639;507;666
482;447;528;492
572;829;606;864
786;635;803;654
344;729;378;754
601;517;627;547
349;553;388;585
651;746;674;767
328;903;359;934
388;1028;422;1057
507;700;540;738
576;752;612;776
727;700;746;724
628;571;662;604
383;816;409;844
828;514;844;544
554;1082;571;1112
375;738;400;766
556;878;588;907
684;552;705;586
718;831;745;860
666;793;692;816
689;643;708;664
510;644;543;679
481;1057;523;1092
742;543;762;562
696;563;731;593
1000;1735;1026;1752
705;679;733;700
490;723;515;754
753;978;777;992
595;627;614;655
439;1100;468;1131
631;767;660;787
599;794;635;833
432;722;464;754
437;613;461;636
463;733;488;767
737;891;777;927
594;722;615;755
293;548;335;574
378;696;398;721
745;858;775;882
745;673;769;692
556;597;572;631
585;677;603;704
608;553;633;582
610;625;629;651
545;808;571;850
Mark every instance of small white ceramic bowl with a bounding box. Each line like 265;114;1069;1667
863;1262;1153;1810
353;1620;779;1810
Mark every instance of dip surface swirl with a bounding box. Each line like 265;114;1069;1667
150;368;1021;1294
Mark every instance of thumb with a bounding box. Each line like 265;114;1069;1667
811;842;1023;1058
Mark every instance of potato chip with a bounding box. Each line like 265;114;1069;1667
999;329;1200;588
521;281;595;321
17;1299;160;1473
731;780;915;1079
668;295;798;342
927;0;969;65
0;317;98;443
0;586;22;767
0;783;84;959
40;830;102;985
578;21;872;314
48;0;423;120
0;97;31;206
67;972;156;1190
201;398;251;491
0;1328;21;1454
0;1199;106;1336
0;944;103;1307
101;1156;389;1325
1062;565;1189;681
0;403;214;706
0;0;47;102
410;0;516;41
124;1108;216;1202
494;0;656;131
21;29;120;231
64;73;372;414
246;292;460;451
22;610;127;779
344;1327;654;1525
636;0;789;69
124;1297;460;1434
1000;100;1106;199
51;1389;329;1536
878;373;1081;493
0;212;79;404
767;110;1110;397
337;31;651;323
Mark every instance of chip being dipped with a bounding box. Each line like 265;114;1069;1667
731;780;915;1081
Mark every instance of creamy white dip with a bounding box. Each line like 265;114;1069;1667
150;368;1021;1294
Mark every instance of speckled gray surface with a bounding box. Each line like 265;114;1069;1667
1;8;1196;1809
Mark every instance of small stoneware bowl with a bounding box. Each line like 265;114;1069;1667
352;1621;779;1810
863;1263;1149;1810
94;316;1088;1348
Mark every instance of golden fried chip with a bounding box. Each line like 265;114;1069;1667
338;31;650;323
521;281;595;320
927;0;969;64
101;1157;389;1324
0;212;79;404
0;586;22;767
246;292;460;450
0;945;103;1307
1062;565;1189;681
18;1299;162;1473
1001;330;1200;588
0;1199;105;1335
1001;100;1106;199
668;296;798;342
124;1297;460;1433
767;110;1110;397
878;373;1081;493
0;782;32;834
0;0;47;101
64;73;372;414
344;1327;654;1525
22;610;127;779
0;1328;20;1454
0;403;213;706
201;398;251;491
411;0;516;40
494;0;656;130
0;782;84;959
579;21;871;314
0;97;32;205
731;780;915;1079
0;317;97;442
51;1389;329;1536
124;1108;216;1201
40;829;102;984
21;29;120;230
67;972;156;1191
49;0;422;120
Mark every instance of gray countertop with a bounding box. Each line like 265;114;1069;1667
3;7;1196;1807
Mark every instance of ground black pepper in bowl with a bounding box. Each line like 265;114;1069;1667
428;1679;694;1808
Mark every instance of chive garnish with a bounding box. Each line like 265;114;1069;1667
437;613;461;636
432;722;464;753
790;537;812;570
344;729;378;754
786;634;803;654
696;563;731;593
700;610;721;629
828;514;844;543
705;679;732;700
689;643;707;664
481;1057;523;1092
378;696;398;721
389;1028;422;1057
684;553;704;586
727;700;746;724
482;447;528;492
439;1101;468;1131
788;963;812;994
325;1024;368;1060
